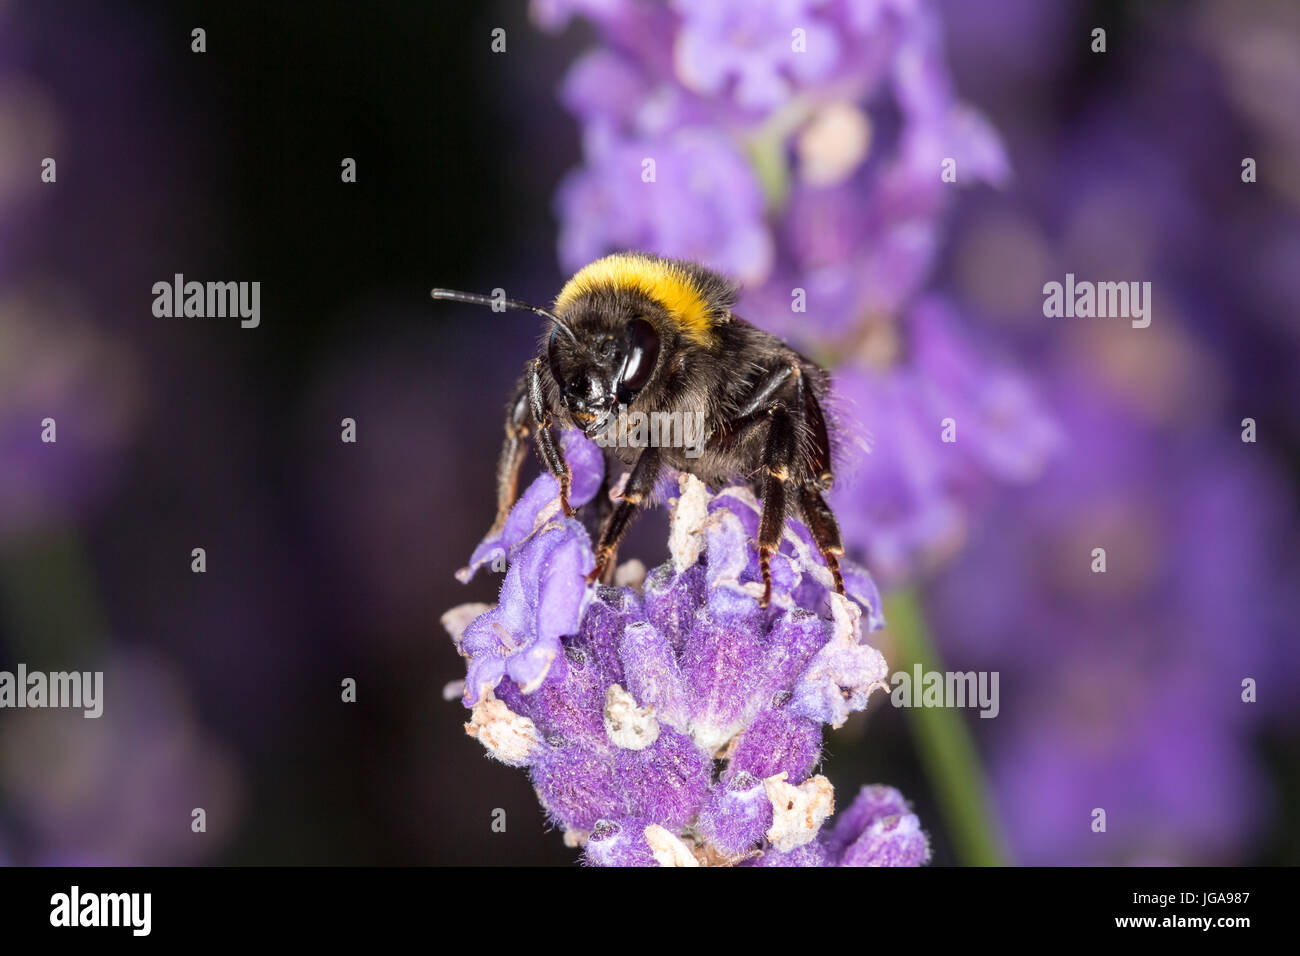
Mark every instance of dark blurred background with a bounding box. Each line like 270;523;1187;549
0;0;1297;865
0;0;592;865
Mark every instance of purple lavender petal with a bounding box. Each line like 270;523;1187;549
576;589;637;686
788;597;890;726
618;619;691;731
697;771;773;856
743;842;830;867
496;642;604;752
458;430;603;582
728;706;823;784
672;0;840;111
821;786;929;866
616;729;711;829
758;609;833;692
459;518;594;703
531;745;626;832
836;813;931;867
821;783;912;859
583;818;658;867
841;560;887;631
642;563;707;652
678;610;770;750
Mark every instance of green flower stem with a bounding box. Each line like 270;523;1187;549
744;96;815;214
747;133;790;215
884;587;1007;866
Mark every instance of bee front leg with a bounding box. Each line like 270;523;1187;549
488;384;532;535
588;447;660;585
527;358;575;518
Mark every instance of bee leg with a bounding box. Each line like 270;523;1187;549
792;375;844;594
583;469;620;583
758;406;798;608
587;447;660;585
582;469;615;539
488;384;532;535
736;364;796;418
798;486;845;596
527;358;575;518
798;370;835;491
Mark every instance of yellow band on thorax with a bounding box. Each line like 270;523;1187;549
555;254;719;348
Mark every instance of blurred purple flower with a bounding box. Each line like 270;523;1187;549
444;432;926;866
544;0;1030;587
0;294;142;539
918;0;1300;862
556;130;773;286
671;0;841;111
925;369;1298;863
0;650;244;865
0;13;149;539
829;297;1059;583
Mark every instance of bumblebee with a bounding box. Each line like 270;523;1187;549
432;251;845;607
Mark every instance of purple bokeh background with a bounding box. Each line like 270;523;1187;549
0;0;1297;865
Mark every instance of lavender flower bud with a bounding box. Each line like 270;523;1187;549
696;771;772;857
583;818;657;867
824;785;931;867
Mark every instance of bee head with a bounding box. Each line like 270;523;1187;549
548;252;737;435
432;252;737;439
545;303;661;436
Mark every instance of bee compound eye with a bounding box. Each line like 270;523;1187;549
619;319;660;397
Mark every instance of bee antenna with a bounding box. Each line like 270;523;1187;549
431;287;578;343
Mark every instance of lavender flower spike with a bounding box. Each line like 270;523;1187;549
444;430;929;866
